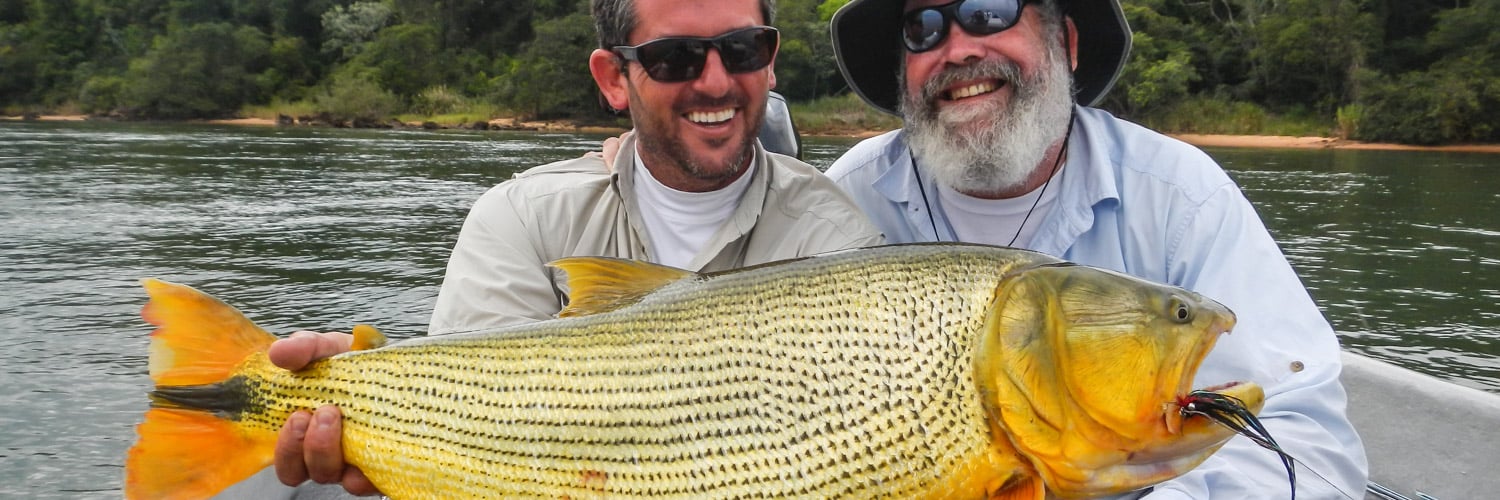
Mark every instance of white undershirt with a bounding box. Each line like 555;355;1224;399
936;164;1064;248
632;149;755;268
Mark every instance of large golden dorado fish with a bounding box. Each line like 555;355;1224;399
126;243;1263;499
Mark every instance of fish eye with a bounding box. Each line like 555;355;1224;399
1169;297;1193;323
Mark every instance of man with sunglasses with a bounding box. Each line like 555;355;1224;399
252;0;881;496
824;0;1367;497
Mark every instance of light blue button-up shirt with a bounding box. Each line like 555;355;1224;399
825;105;1368;498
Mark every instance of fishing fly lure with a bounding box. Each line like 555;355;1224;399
1180;390;1298;499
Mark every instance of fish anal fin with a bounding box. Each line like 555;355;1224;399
125;408;276;500
351;324;389;351
141;279;278;387
550;257;696;317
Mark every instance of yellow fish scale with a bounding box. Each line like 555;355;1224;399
229;246;1056;499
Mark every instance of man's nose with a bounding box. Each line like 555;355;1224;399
936;24;989;65
690;48;735;95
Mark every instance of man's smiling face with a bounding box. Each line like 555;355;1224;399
618;0;775;192
898;0;1077;197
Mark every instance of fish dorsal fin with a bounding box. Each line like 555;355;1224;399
550;256;697;317
350;324;388;351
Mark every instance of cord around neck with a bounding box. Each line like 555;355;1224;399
911;108;1076;246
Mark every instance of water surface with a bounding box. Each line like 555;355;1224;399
1;121;1495;498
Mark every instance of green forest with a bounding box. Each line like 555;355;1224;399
2;0;1497;144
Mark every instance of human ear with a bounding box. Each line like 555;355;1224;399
589;49;631;111
1064;17;1079;70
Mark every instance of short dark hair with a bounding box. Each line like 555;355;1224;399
592;0;777;50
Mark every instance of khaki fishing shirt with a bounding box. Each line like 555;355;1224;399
428;135;884;335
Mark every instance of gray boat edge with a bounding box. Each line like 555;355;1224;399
210;351;1500;500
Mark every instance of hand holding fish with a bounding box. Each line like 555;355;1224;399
268;331;382;497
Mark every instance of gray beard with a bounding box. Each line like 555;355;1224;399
900;43;1075;196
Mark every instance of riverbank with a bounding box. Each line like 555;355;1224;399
7;114;1500;153
1171;133;1500;154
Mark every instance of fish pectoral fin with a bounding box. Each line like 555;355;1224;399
351;324;389;351
550;256;697;317
989;476;1045;500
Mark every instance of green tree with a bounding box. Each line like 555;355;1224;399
1108;0;1200;116
495;12;595;119
320;0;392;59
263;34;318;100
345;22;447;98
5;0;97;106
393;0;535;54
315;72;399;122
119;22;271;118
770;0;840;100
1353;0;1500;143
1250;0;1374;112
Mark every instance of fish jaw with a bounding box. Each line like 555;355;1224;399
976;264;1260;497
1154;381;1267;461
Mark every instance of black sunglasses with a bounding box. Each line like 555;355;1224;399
901;0;1028;53
613;26;779;83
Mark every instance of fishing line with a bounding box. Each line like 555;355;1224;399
1181;390;1297;499
1180;391;1362;500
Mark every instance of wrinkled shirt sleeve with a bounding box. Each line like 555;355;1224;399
1137;182;1369;499
428;182;564;335
1057;110;1368;498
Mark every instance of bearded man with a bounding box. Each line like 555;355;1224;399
823;0;1369;497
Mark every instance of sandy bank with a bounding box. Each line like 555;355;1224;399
7;114;1497;154
202;116;627;135
216;116;1500;153
1170;133;1500;154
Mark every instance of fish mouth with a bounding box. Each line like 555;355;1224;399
1149;381;1266;461
1048;380;1265;496
1127;314;1258;466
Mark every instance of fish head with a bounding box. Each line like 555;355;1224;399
974;263;1264;497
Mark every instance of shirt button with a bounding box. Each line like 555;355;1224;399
1289;361;1305;372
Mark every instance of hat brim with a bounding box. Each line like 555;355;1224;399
832;0;1131;115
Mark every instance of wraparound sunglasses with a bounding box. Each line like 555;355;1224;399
902;0;1029;53
613;26;779;83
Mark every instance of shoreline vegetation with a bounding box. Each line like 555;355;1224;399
7;1;1495;147
8;112;1499;154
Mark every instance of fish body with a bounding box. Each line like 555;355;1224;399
126;243;1262;499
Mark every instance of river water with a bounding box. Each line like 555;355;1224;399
2;120;1496;497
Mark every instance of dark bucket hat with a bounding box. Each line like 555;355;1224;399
831;0;1131;115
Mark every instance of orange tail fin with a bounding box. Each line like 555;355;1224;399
125;408;278;499
126;279;281;499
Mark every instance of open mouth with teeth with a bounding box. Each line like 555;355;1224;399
945;80;1003;101
686;108;736;125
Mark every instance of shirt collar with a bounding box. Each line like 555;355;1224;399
876;106;1123;248
1029;105;1121;255
873;131;950;242
613;133;770;269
